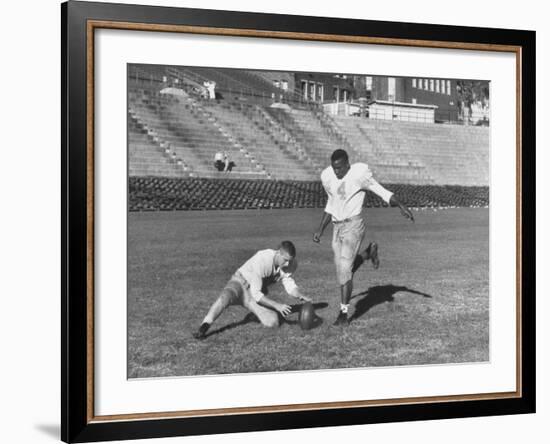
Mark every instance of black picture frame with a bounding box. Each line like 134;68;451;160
62;1;536;442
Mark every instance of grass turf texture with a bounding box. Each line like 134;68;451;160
128;207;489;378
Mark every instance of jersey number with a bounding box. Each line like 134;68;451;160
337;182;346;200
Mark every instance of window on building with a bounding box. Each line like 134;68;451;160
424;79;429;90
435;79;440;93
412;98;417;104
447;80;451;95
317;83;324;102
388;77;396;101
429;79;434;91
412;78;417;88
281;80;288;91
366;76;373;91
301;80;308;100
309;82;316;101
333;86;339;103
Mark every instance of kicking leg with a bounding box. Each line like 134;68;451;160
352;242;379;273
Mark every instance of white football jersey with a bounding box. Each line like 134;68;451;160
321;162;393;221
237;249;298;302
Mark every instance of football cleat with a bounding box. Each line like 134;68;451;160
192;323;210;340
192;330;207;340
333;311;350;326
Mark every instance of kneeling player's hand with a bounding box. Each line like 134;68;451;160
312;232;322;243
299;295;312;302
278;303;292;317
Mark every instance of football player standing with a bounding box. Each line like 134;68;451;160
313;149;414;325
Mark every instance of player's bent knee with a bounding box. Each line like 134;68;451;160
262;315;280;328
219;290;234;305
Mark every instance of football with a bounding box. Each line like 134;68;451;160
299;302;316;330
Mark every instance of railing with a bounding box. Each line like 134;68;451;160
322;100;490;126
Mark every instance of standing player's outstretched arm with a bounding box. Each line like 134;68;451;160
363;172;413;222
390;194;415;222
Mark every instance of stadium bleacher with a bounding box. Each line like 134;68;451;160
129;177;489;212
128;65;490;211
202;101;318;180
128;114;184;177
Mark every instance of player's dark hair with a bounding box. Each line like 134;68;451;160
331;149;348;163
279;240;296;257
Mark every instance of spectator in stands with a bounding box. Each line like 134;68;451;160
214;151;235;172
214;151;225;171
203;80;216;99
313;149;415;326
192;241;312;339
224;151;236;172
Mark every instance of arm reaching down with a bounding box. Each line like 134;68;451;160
257;295;292;317
313;211;332;243
280;265;312;302
287;287;312;303
361;170;414;223
390;194;415;222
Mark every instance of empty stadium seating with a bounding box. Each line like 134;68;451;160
333;116;489;186
202;101;318;180
129;177;489;212
129;88;268;179
128;113;186;177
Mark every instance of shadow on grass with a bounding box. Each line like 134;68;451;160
205;312;260;338
350;285;432;321
206;303;329;337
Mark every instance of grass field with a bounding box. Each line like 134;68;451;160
128;207;489;378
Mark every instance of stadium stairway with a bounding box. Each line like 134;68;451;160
333;116;433;184
128;111;190;177
253;105;323;176
333;116;489;186
201;101;319;180
129;90;208;177
129;88;268;179
166;95;270;179
264;107;343;170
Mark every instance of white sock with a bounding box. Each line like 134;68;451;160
340;304;349;314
